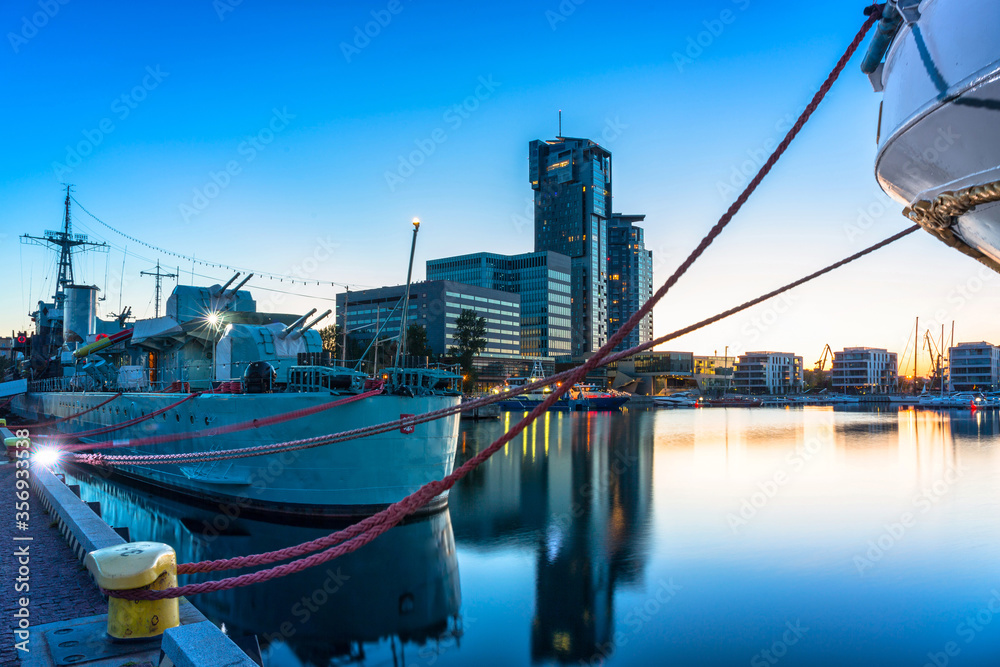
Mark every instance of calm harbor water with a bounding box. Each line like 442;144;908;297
62;406;1000;666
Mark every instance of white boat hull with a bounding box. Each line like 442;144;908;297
875;0;1000;267
13;391;460;518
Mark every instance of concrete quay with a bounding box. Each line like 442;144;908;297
2;425;259;666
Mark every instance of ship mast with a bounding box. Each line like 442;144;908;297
140;259;178;318
20;186;109;308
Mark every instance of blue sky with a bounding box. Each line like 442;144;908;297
2;0;995;375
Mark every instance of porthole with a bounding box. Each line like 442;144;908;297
176;414;180;422
190;415;195;424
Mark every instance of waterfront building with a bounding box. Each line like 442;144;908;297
831;347;898;394
530;137;612;357
426;251;572;359
694;355;735;394
608;214;653;352
948;341;1000;391
733;351;803;395
606;351;694;395
336;281;520;358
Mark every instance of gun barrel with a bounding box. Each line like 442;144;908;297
227;273;253;297
278;308;317;339
215;272;241;296
293;309;332;337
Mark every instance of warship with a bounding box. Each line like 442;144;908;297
6;194;462;519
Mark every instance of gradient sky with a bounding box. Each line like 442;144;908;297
2;0;995;376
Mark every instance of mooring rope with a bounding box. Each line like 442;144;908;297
107;6;885;599
41;392;204;440
176;223;919;577
20;392;123;429
61;385;384;453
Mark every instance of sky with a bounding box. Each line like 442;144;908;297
1;0;995;377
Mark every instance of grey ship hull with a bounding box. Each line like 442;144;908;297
14;390;460;519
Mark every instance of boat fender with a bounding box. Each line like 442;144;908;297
84;541;180;640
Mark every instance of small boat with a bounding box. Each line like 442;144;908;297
918;391;988;409
495;362;627;412
574;384;631;411
651;391;698;408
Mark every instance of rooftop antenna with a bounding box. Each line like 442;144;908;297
140;259;179;318
558;109;562;138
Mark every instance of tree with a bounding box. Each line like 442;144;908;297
406;324;433;359
453;309;487;356
804;368;832;392
449;309;487;391
318;324;341;358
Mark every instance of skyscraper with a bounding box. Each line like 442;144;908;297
530;137;612;357
608;213;653;352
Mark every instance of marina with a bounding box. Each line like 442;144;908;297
11;406;1000;665
3;1;1000;665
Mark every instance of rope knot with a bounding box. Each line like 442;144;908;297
864;3;885;19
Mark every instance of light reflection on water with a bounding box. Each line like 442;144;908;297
65;407;1000;666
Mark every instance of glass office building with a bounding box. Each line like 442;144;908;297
608;213;654;352
426;251;572;358
530;137;612;357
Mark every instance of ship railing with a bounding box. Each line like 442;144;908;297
286;365;367;394
28;376;74;393
381;364;463;396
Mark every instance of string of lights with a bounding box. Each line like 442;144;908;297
70;196;371;290
68;218;341;305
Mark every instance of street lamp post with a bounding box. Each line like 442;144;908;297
394;218;421;374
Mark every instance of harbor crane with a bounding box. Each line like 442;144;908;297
815;344;834;371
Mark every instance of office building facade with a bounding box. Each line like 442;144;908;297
733;351;803;395
336;280;521;358
948;341;1000;390
608;213;653;352
530;137;612;357
426;251;572;358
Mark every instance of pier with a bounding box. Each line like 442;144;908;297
2;425;259;666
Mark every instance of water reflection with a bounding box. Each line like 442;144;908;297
451;410;653;663
58;405;1000;665
61;465;461;667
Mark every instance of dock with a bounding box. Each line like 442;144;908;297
2;425;261;666
459;400;501;420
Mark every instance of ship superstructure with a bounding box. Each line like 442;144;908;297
6;196;462;518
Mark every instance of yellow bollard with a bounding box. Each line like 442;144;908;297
84;542;180;641
4;435;28;460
